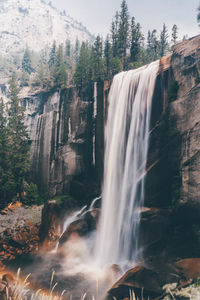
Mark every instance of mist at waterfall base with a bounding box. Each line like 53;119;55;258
9;61;159;297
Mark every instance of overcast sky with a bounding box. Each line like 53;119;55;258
52;0;199;40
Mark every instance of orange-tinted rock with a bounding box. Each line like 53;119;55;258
175;258;200;279
107;265;180;300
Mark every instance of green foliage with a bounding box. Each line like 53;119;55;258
168;80;179;102
118;0;130;68
171;24;178;46
195;277;200;287
197;5;200;25
21;71;29;87
130;17;144;63
48;194;75;208
0;98;15;205
22;48;33;74
74;42;92;95
48;40;56;69
104;36;113;80
146;29;160;62
111;11;120;58
74;38;80;65
160;23;169;57
52;44;68;89
91;35;105;81
23;182;40;205
110;56;122;75
0;75;30;207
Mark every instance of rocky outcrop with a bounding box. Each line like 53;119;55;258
140;35;200;264
58;208;100;246
108;258;200;300
145;35;200;208
0;203;41;261
23;87;94;199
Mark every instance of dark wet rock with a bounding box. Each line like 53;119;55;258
145;35;200;208
59;208;100;246
107;265;180;300
39;201;63;251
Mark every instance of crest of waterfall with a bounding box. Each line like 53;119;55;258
95;61;159;267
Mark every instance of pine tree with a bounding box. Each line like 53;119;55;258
197;5;200;25
65;39;71;57
146;29;159;62
0;98;15;206
22;48;33;74
74;42;92;95
48;41;56;69
53;44;68;88
118;0;130;68
171;24;178;46
160;23;169;57
7;75;30;200
36;61;49;88
104;36;113;80
64;39;73;70
74;38;80;65
110;56;122;76
91;35;105;81
130;17;144;63
111;11;120;57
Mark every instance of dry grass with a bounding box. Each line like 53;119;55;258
4;268;66;300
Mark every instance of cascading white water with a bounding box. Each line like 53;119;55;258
95;61;159;267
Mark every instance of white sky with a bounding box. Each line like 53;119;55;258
52;0;200;40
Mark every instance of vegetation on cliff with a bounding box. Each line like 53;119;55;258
0;76;36;207
74;0;179;96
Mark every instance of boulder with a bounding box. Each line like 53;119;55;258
175;258;200;280
39;201;63;251
107;265;180;300
59;208;100;246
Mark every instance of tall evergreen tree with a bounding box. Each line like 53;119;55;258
91;35;105;81
48;41;56;69
130;17;144;63
65;39;71;57
111;11;120;57
160;23;169;57
104;36;113;80
53;44;68;88
197;5;200;25
74;42;92;95
74;38;80;65
146;29;159;62
118;0;130;68
171;24;178;46
22;48;33;74
7;75;30;200
0;98;15;205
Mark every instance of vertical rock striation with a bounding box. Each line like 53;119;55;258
23;88;93;199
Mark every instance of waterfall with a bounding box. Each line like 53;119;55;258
95;61;159;267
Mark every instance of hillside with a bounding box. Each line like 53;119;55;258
0;0;94;55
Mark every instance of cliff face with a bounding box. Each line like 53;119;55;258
23;88;94;199
170;36;200;205
23;35;200;210
145;35;200;209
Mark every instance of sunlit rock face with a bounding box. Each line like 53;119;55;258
23;88;93;198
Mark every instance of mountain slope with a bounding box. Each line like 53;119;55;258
0;0;94;55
